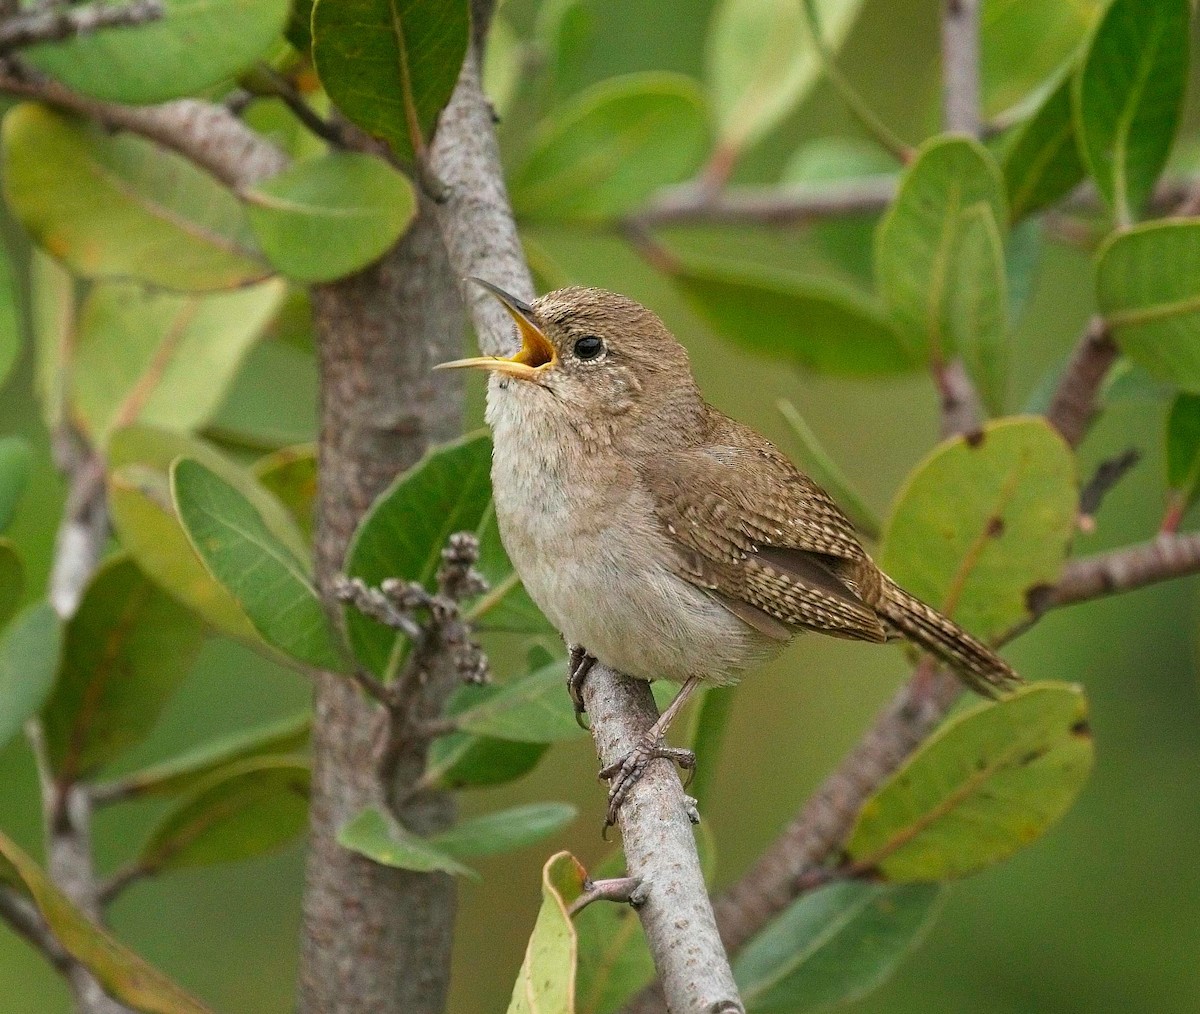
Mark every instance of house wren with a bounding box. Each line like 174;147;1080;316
438;281;1019;824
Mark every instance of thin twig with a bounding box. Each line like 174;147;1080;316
0;0;162;53
1077;449;1140;533
1046;318;1119;449
568;875;646;917
940;0;981;136
0;884;73;972
250;63;353;149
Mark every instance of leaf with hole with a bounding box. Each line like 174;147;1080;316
136;757;310;873
674;257;913;376
2;104;267;291
245;153;416;282
311;0;470;161
875;136;1008;367
706;0;866;153
41;556;206;783
72;280;285;445
1073;0;1189;222
0;829;213;1014
338;806;476;877
734;880;942;1013
1096;219;1200;393
845;683;1093;879
0;436;32;534
24;0;290;105
879;417;1077;643
510;73;710;223
0;604;62;754
507;851;586;1014
344;432;494;677
172;458;340;671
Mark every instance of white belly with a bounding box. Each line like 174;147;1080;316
487;382;778;684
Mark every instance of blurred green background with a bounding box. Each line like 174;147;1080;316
2;0;1199;1011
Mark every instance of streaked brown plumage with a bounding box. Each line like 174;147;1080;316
438;282;1019;822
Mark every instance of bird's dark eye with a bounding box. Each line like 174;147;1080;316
573;335;605;361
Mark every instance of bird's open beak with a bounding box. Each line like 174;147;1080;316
434;279;556;381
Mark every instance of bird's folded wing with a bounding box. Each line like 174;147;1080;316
640;436;887;643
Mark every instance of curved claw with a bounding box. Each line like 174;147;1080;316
599;737;697;830
567;646;596;728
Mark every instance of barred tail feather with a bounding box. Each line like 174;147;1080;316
877;577;1021;698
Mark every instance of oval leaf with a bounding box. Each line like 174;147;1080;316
951;204;1009;415
845;683;1093;879
874;135;1008;366
734;880;942;1013
24;0;290;105
1096;219;1200;392
172;458;341;671
137;757;310;873
0;604;62;754
41;556;206;783
1001;72;1085;222
880;417;1077;642
245;153;416;282
674;258;913;376
1073;0;1190;221
311;0;470;161
345;432;494;676
0;830;213;1014
73;280;286;445
510;73;710;223
2;104;267;291
0;435;32;534
1166;393;1200;515
338;805;476;877
507;851;586;1014
30;250;73;429
427;683;549;789
430;802;577;860
706;0;865;153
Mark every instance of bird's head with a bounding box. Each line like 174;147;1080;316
436;281;704;442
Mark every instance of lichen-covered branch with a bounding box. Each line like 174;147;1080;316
0;0;162;54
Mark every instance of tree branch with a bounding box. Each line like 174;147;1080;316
0;0;162;54
941;0;981;137
429;5;744;1011
1046;318;1118;449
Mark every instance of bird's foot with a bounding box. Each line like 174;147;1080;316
567;645;597;729
599;735;696;831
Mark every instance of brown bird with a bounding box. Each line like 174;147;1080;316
438;281;1020;825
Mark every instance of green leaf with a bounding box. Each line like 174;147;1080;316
2;104;267;292
1165;393;1200;515
879;417;1077;643
1001;71;1085;222
1073;0;1190;222
874;136;1008;367
345;432;494;676
0;604;62;754
777;399;881;539
0;435;32;534
1096;219;1200;392
734;880;942;1013
30;250;73;429
574;847;652;1014
845;683;1093;879
534;0;594;102
100;712;311;801
245;153;417;282
41;556;206;783
426;683;549;789
253;444;318;543
72;280;286;445
507;851;586;1014
311;0;470;161
338;806;476;877
950;204;1009;416
0;830;213;1014
137;757;310;873
510;73;710;223
0;235;20;393
172;458;341;671
706;0;866;153
455;660;585;743
980;0;1103;116
24;0;290;105
431;802;576;860
205;338;319;449
674;258;913;376
0;539;21;630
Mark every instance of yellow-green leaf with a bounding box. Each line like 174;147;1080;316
507;851;586;1014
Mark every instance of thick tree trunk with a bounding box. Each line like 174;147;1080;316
299;202;466;1014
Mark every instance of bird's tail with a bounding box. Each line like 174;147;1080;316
877;576;1021;699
